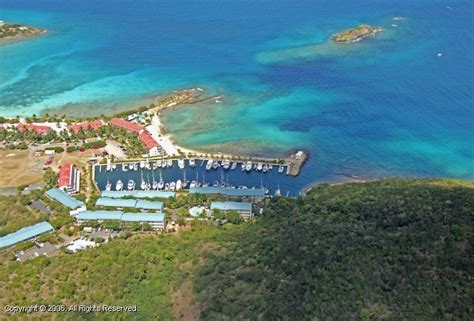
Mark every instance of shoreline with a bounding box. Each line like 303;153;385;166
0;29;47;46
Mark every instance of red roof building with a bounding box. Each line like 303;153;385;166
139;131;163;156
57;163;80;194
68;120;103;133
58;164;72;188
109;118;143;133
17;124;51;135
139;131;158;150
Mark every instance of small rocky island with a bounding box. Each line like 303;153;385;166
332;24;382;43
0;20;45;42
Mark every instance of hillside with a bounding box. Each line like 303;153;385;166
196;179;473;320
0;179;472;320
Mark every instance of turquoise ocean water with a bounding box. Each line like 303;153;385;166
0;0;473;189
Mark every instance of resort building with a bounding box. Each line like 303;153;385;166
95;197;137;209
45;188;86;211
16;123;51;135
76;211;166;230
210;201;253;219
0;222;54;248
109;118;144;133
77;210;123;223
138;130;163;156
57;163;81;194
121;213;166;229
190;187;265;201
95;197;164;212
67;120;103;133
101;190;176;199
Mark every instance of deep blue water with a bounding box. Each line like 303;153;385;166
1;0;473;190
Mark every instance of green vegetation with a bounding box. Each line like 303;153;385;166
332;24;382;43
0;23;44;40
0;179;472;320
196;179;473;320
0;195;46;237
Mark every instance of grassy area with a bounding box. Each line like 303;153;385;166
0;195;46;237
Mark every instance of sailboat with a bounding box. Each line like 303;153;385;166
122;163;128;172
182;170;188;189
189;158;196;167
116;179;123;191
152;170;158;190
178;158;185;169
127;179;135;191
140;171;147;190
167;159;173;167
170;181;176;191
231;162;237;170
158;171;164;190
223;159;230;170
105;180;112;191
245;161;253;171
176;179;182;190
164;182;170;191
278;165;284;173
206;159;212;170
274;182;281;197
128;162;134;170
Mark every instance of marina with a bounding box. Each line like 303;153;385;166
94;159;302;196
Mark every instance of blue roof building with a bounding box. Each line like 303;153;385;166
189;187;265;198
101;190;175;199
0;222;54;248
135;200;164;211
210;201;253;212
77;210;123;221
45;188;85;209
96;197;137;208
121;213;165;223
76;211;166;229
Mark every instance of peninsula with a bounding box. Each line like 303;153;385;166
332;24;382;43
0;20;45;43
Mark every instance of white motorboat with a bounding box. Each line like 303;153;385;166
105;181;112;191
245;161;253;171
212;181;219;187
206;160;213;170
122;163;128;172
170;181;176;191
212;160;219;169
189;158;196;167
278;165;284;173
223;159;230;170
111;163;117;171
133;163;139;171
257;163;263;171
128;163;134;170
178;158;185;169
190;180;197;188
115;179;123;191
176;179;182;190
157;160;163;168
127;180;135;191
140;180;147;190
167;159;173;167
139;161;145;169
262;164;268;173
231;162;237;170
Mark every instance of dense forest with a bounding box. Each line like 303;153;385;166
0;179;472;320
